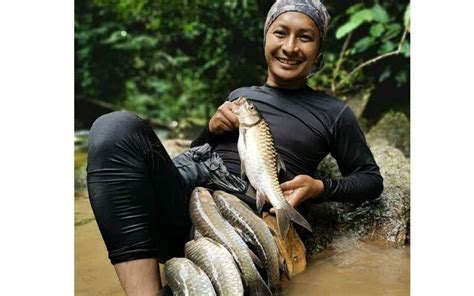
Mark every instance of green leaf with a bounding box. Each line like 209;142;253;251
336;9;374;39
383;23;402;41
372;4;390;23
370;23;385;37
378;40;396;54
379;66;392;82
400;40;410;57
395;71;408;86
347;3;364;14
404;3;411;32
353;36;375;54
102;30;127;44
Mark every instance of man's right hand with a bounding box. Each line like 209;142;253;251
208;99;243;134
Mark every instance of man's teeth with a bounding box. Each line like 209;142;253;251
277;57;301;65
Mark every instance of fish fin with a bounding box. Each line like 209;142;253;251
249;273;272;296
276;153;287;173
285;206;313;232
235;196;255;212
275;209;290;238
194;230;203;239
233;226;255;247
278;254;290;281
240;160;246;180
256;191;267;214
248;248;264;269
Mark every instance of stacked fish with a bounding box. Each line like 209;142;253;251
164;99;312;296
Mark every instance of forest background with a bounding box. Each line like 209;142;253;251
75;0;410;137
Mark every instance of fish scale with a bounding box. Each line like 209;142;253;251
189;187;272;296
185;238;244;296
164;257;216;296
236;99;312;238
213;191;283;295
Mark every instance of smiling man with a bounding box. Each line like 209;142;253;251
86;1;383;295
264;11;321;88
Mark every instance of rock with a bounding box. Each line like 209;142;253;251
303;142;410;257
340;87;372;119
366;111;410;157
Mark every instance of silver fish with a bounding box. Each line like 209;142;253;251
164;257;216;296
185;237;244;296
213;190;284;295
189;187;271;296
235;99;312;238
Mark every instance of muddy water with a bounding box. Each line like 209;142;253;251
75;197;409;296
287;237;410;295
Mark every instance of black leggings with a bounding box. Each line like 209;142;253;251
87;111;191;264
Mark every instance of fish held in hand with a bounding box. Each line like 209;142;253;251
234;99;312;238
164;257;216;296
185;237;244;296
189;187;271;296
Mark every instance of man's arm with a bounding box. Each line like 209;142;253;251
319;105;383;203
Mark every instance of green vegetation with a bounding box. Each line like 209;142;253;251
75;0;410;128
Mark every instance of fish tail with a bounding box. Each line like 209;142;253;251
275;208;291;238
285;206;312;232
276;207;312;237
248;273;272;296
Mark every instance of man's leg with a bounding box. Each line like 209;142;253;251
87;111;191;295
114;258;161;296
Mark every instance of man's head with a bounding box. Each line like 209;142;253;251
263;0;330;78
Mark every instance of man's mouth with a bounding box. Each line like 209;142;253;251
275;56;302;65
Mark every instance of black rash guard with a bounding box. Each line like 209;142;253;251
191;84;383;204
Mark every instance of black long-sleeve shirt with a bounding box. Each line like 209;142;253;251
191;84;383;204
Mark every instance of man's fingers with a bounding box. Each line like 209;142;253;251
234;97;246;106
280;180;296;191
223;109;240;128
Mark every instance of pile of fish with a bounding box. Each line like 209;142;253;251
164;99;312;295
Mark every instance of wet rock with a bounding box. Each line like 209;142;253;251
304;142;410;257
366;111;410;157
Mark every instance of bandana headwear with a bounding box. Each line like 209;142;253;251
263;0;331;74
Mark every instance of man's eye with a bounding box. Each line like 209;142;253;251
273;30;286;37
300;35;313;42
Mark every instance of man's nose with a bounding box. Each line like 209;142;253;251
282;35;299;54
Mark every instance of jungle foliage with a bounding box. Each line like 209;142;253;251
75;0;410;126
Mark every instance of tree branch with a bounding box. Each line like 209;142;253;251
331;31;352;93
335;26;409;91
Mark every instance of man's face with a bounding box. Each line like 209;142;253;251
264;12;321;88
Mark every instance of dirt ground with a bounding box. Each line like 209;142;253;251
75;198;125;296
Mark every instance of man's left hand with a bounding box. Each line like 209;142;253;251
279;175;324;208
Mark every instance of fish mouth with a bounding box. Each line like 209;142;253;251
232;97;247;114
275;56;303;66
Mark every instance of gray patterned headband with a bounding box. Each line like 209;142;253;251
263;0;331;73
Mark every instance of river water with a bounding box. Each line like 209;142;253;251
286;238;410;295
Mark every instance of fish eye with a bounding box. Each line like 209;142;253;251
248;105;255;111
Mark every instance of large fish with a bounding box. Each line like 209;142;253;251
189;187;271;296
213;190;284;295
164;257;216;296
185;237;244;296
234;99;312;238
